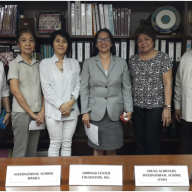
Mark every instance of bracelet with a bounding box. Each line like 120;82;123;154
71;96;76;103
6;111;11;114
164;107;171;112
164;105;171;108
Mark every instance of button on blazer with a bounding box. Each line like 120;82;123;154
80;54;133;121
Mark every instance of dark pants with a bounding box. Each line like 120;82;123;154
181;119;192;154
132;106;163;155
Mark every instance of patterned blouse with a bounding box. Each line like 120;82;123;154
129;52;173;109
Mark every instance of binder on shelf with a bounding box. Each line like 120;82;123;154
81;3;86;35
108;4;114;35
160;40;166;53
186;40;192;51
120;39;127;61
115;41;120;57
86;4;92;35
46;45;49;58
43;45;47;59
174;41;182;75
77;41;84;63
99;4;105;29
167;41;174;63
95;4;100;32
154;39;159;51
104;4;110;31
75;1;81;35
12;5;17;34
71;3;75;35
40;45;44;60
72;41;76;59
120;8;125;36
48;45;52;58
0;7;4;34
129;40;135;58
124;8;128;36
128;9;131;36
113;8;116;36
117;8;121;36
92;4;97;36
84;41;91;60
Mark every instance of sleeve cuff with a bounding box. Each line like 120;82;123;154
71;92;78;100
174;103;181;110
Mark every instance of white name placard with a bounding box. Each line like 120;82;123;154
69;165;123;186
134;165;189;186
6;165;61;186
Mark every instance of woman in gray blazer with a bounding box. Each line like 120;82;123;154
80;28;133;156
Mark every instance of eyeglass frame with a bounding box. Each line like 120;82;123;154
97;37;111;43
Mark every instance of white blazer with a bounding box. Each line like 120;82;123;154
40;54;80;121
0;61;9;109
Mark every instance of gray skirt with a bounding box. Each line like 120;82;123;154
88;111;124;150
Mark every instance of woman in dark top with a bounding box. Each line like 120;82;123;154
129;25;172;155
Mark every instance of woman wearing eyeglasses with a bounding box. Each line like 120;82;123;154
80;28;133;156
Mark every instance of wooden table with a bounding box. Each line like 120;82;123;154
0;155;192;191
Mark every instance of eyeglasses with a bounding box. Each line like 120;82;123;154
97;37;111;42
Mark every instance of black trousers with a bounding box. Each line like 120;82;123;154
181;119;192;154
132;106;163;155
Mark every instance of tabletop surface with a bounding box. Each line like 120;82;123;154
1;155;192;191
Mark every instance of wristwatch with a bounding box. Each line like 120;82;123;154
164;105;171;108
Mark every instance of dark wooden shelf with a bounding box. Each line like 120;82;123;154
0;34;16;38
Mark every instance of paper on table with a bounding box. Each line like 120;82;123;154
29;120;45;130
84;123;99;146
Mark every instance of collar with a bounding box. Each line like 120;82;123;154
15;54;39;65
51;54;67;63
95;54;116;62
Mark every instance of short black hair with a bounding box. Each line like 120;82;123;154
135;25;156;47
16;29;36;44
92;28;116;57
50;30;71;54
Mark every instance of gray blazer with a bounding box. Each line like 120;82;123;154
80;54;133;121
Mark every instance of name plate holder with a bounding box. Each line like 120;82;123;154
134;165;189;187
69;165;123;186
5;165;61;187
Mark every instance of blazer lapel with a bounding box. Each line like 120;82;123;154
95;54;105;74
107;55;116;76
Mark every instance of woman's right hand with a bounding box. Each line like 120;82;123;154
30;112;38;120
82;113;90;128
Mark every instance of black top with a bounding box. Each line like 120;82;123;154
129;51;173;109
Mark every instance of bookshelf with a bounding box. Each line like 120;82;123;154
0;1;190;155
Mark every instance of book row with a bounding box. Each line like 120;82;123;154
0;5;17;34
71;2;131;36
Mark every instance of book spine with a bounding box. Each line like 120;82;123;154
117;8;121;36
48;45;52;58
104;4;110;31
43;45;47;59
86;4;92;35
128;9;131;36
124;8;128;36
92;5;97;36
95;4;100;32
108;4;114;35
99;4;105;29
71;3;75;35
12;5;17;34
81;3;86;35
120;8;125;36
113;8;116;36
0;7;4;34
75;1;81;35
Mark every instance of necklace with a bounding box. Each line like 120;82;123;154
61;68;64;72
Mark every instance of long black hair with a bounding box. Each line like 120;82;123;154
92;28;116;57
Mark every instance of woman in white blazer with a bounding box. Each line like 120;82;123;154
80;28;133;156
40;30;80;157
0;61;11;126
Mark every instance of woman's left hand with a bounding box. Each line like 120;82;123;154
122;112;132;123
36;110;45;126
3;113;11;127
162;108;171;127
60;100;73;116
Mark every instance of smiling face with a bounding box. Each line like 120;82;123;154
96;31;112;54
17;32;35;55
137;33;155;53
53;34;68;56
